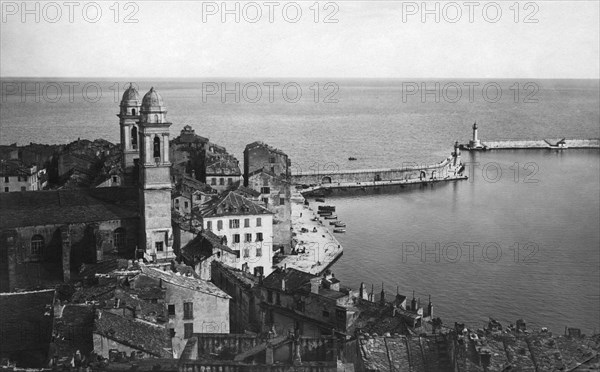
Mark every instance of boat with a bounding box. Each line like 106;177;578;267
318;210;332;216
333;228;346;233
329;221;338;225
318;205;336;211
348;157;357;161
324;215;337;219
334;222;346;227
315;198;325;202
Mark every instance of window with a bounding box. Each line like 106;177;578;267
276;293;281;305
219;178;224;185
155;241;164;252
113;228;126;251
262;198;268;205
280;197;285;205
269;157;276;163
112;176;118;183
168;304;175;316
256;233;263;242
256;218;262;227
228;178;233;185
244;218;250;227
267;290;273;303
3;177;8;183
233;234;240;243
217;220;223;230
184;323;194;339
153;136;161;158
256;247;262;257
206;221;212;231
245;233;252;242
175;199;180;210
211;178;216;185
322;310;330;318
184;201;189;209
31;235;44;255
21;186;26;191
261;187;270;194
296;300;305;312
183;302;193;320
4;187;8;192
243;248;250;258
336;309;345;319
229;219;240;229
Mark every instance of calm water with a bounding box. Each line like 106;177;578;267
1;78;599;333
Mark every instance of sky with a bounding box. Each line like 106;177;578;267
1;0;599;79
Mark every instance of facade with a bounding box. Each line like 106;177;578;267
0;188;139;291
198;191;274;277
205;155;242;193
0;161;39;192
134;266;230;358
137;88;175;263
243;141;290;180
246;170;292;253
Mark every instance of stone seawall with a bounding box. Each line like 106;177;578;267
462;138;600;150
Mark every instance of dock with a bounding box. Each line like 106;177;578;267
274;194;344;275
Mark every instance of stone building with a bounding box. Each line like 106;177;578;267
132;265;230;358
243;142;292;253
0;160;40;192
117;83;142;185
196;191;275;277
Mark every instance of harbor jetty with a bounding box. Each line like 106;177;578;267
292;146;467;196
461;123;600;151
274;192;344;275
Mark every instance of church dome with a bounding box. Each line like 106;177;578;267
121;83;140;106
141;87;165;112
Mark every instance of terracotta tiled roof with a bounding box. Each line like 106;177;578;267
94;310;171;358
199;191;272;218
140;266;230;299
0;187;139;229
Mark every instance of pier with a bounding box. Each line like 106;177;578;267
461;123;600;151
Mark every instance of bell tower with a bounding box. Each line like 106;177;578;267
138;87;174;262
118;83;141;185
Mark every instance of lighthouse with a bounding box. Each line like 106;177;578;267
470;122;482;148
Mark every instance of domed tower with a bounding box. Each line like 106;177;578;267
137;87;173;262
118;83;141;185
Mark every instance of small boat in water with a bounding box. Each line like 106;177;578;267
315;198;325;202
348;157;357;161
334;222;346;227
333;228;346;233
318;205;336;211
325;215;337;219
329;221;338;225
318;210;332;216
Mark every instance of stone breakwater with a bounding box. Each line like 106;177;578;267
461;138;600;150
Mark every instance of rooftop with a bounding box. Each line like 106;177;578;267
0;187;139;229
140;266;230;299
245;141;288;157
262;267;317;292
199;191;272;218
94;310;171;358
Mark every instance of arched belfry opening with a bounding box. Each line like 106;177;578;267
131;126;138;149
153;136;161;159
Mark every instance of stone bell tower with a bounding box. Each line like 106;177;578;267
118;83;141;185
138;87;174;262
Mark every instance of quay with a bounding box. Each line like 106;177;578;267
461;123;600;151
274;193;344;275
300;173;467;197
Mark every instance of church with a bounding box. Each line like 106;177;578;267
0;84;274;291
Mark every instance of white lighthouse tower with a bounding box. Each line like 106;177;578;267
469;122;482;148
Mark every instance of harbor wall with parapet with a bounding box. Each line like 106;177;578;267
462;138;599;150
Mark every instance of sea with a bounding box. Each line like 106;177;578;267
1;78;599;333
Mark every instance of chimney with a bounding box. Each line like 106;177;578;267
427;295;433;318
380;282;385;305
411;290;417;311
281;278;286;292
310;278;320;294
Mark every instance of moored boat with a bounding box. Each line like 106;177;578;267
318;205;335;211
333;228;346;233
315;198;325;202
334;222;346;227
324;215;337;219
